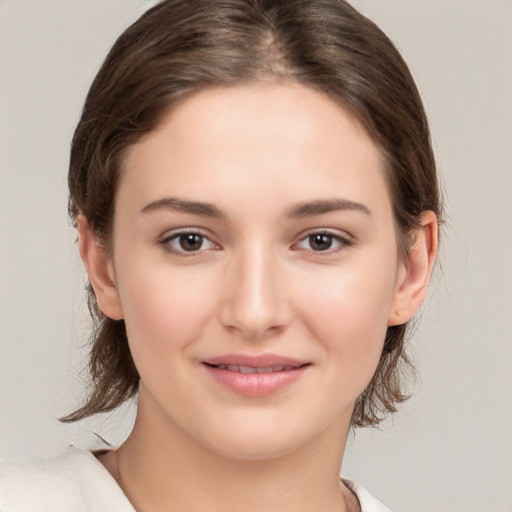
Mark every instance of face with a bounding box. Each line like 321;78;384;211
107;83;408;460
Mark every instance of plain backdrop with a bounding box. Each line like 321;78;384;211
1;1;511;511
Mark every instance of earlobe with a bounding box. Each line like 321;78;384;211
388;210;438;326
77;215;124;320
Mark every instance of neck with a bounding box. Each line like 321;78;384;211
103;393;357;512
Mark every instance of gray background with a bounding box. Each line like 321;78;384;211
1;1;511;510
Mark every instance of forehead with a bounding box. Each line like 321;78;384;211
119;82;392;221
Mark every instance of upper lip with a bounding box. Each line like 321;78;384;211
203;353;309;369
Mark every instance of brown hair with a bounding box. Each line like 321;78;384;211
65;0;441;427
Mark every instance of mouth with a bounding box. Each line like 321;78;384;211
204;364;304;374
202;354;310;397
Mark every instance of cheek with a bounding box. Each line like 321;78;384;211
297;260;396;335
115;263;218;367
293;258;398;383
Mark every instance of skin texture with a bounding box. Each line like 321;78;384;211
79;83;437;512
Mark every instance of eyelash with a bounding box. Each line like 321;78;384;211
160;230;219;256
159;229;353;257
292;230;354;254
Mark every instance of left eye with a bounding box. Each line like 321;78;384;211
295;232;350;252
163;232;217;254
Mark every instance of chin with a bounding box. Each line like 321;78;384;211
192;413;326;462
204;433;303;462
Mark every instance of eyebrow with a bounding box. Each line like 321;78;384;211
140;196;371;219
141;197;224;218
287;198;371;218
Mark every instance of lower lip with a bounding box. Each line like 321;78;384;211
203;365;309;397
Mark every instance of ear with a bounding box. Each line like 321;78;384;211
388;210;438;326
77;215;123;320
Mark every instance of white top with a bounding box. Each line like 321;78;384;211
0;447;391;512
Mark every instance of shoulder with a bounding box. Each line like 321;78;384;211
343;478;393;512
0;447;134;512
0;449;84;511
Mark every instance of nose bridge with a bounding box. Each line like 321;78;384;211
220;238;286;339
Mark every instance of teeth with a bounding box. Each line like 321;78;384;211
256;367;274;373
238;365;257;374
215;364;296;374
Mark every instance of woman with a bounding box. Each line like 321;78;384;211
0;1;440;511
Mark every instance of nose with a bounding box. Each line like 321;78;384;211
219;242;290;341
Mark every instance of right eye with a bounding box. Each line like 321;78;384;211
161;231;218;255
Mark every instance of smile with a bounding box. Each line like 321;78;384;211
210;364;299;374
202;354;310;397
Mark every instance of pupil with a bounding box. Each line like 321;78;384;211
310;234;332;251
180;234;203;251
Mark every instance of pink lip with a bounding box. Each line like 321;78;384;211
202;353;310;397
